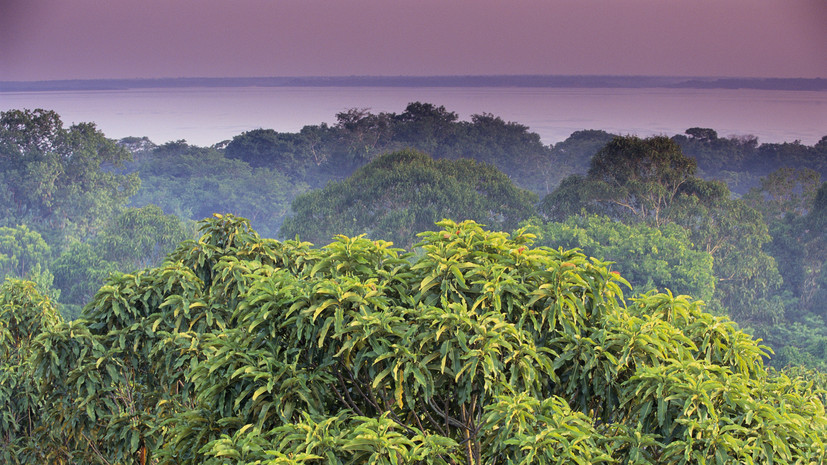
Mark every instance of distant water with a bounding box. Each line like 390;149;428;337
1;86;825;146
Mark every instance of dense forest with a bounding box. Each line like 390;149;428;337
1;106;826;463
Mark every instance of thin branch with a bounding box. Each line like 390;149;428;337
461;404;474;465
81;432;112;465
427;399;466;430
330;383;364;417
334;369;364;416
342;365;383;414
410;405;427;434
420;399;447;436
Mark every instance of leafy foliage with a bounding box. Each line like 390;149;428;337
525;215;715;302
280;150;538;248
541;136;784;324
0;224;51;280
223;103;556;194
742;172;827;370
3;106;827;461
51;205;195;308
0;109;139;246
5;215;823;464
127;141;307;237
0;279;64;464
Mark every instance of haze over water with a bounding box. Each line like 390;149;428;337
2;86;825;147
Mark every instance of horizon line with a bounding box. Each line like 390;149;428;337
2;74;826;93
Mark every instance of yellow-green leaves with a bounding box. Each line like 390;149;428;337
8;216;826;465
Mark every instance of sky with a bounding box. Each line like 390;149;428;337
1;0;825;81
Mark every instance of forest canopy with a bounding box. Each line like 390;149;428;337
2;215;825;464
2;107;827;368
2;106;827;461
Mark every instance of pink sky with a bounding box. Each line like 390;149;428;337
1;0;825;81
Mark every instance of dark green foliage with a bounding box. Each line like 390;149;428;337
0;224;50;280
670;191;781;323
541;135;784;325
51;206;195;308
542;136;697;225
222;102;556;194
0;109;140;246
545;129;615;190
127;141;307;237
95;205;196;269
224;128;310;178
674;129;827;195
744;171;824;312
0;279;65;464
280;150;538;248
742;167;821;221
672;130;760;193
743;173;827;370
2;106;827;464
50;241;115;309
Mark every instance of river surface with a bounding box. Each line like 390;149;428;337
1;86;825;146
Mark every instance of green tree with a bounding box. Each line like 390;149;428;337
128;141;306;237
452;113;555;194
50;241;114;312
526;215;716;302
588;136;697;225
222;103;556;195
280;150;538;247
672;130;759;193
0;224;50;279
224;128;311;180
336;108;398;167
95;205;195;269
742;167;821;221
541;135;783;325
392;102;458;154
743;169;824;318
0;280;65;464
797;181;827;317
541;136;697;225
51;206;194;310
0;109;140;246
684;127;718;141
20;216;826;464
545;129;615;190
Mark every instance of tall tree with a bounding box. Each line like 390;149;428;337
280;150;537;247
0;280;65;463
545;129;615;190
541;135;783;324
0;109;139;246
18;216;826;464
526;215;716;302
742;167;821;221
51;205;194;309
0;224;50;279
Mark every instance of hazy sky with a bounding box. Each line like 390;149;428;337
1;0;825;81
